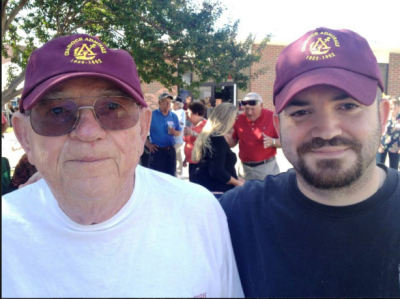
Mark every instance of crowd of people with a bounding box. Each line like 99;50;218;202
139;89;399;199
2;27;400;298
4;89;399;198
139;89;284;196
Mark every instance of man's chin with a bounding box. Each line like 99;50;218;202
297;158;363;189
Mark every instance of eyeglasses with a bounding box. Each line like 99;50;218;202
27;96;140;136
241;100;259;106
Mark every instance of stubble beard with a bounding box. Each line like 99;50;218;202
289;126;381;190
297;148;363;189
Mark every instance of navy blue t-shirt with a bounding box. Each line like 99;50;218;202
150;109;181;147
220;166;400;297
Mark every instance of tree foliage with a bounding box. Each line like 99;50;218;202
2;0;269;105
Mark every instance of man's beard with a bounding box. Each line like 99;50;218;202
294;137;364;189
280;109;383;190
295;132;380;189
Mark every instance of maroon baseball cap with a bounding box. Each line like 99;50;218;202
20;34;147;112
273;28;384;113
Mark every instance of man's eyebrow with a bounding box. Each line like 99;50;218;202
285;98;309;108
285;92;352;108
41;91;65;99
98;89;128;96
42;88;128;99
333;92;351;101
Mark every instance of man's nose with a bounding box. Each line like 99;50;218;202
69;108;106;141
311;111;342;140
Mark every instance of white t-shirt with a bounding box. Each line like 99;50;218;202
172;108;186;144
2;165;243;298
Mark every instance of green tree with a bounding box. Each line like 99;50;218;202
2;0;269;105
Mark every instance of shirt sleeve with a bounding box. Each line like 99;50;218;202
181;110;186;127
173;113;181;131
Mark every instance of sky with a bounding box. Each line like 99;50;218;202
218;0;400;61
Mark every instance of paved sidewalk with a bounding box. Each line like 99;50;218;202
2;129;25;171
178;144;293;181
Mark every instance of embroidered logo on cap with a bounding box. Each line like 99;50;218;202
64;36;107;65
302;31;340;61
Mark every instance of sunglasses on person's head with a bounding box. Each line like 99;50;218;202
27;96;141;136
241;100;259;106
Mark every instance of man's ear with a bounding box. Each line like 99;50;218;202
273;113;280;138
139;107;152;142
12;112;34;161
379;99;390;135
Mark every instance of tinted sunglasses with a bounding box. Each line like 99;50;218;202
27;96;140;136
241;100;259;106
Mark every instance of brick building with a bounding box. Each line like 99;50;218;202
3;44;399;109
141;44;400;110
387;52;400;97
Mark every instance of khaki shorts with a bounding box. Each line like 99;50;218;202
239;157;280;181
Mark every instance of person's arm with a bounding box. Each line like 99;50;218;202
183;127;193;142
168;127;182;137
168;114;182;136
274;137;281;147
225;132;238;148
226;176;244;187
226;126;238;147
145;139;159;152
262;133;281;148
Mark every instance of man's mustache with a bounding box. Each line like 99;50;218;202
297;137;361;154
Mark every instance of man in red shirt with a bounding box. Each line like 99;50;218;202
230;92;281;180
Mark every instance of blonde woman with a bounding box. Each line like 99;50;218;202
192;103;244;198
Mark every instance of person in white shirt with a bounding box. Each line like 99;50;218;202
2;34;243;298
172;96;186;177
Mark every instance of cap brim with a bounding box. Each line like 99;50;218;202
274;68;379;113
242;99;261;103
22;72;147;111
160;96;173;100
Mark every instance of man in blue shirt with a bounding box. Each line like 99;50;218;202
146;93;181;176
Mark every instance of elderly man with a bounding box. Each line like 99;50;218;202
230;92;280;181
2;34;243;298
146;92;181;176
220;28;400;297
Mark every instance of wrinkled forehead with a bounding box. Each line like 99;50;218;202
40;77;127;100
283;85;358;111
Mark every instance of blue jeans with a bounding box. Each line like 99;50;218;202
376;151;399;170
149;146;176;176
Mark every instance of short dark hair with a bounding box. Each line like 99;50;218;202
189;102;206;117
